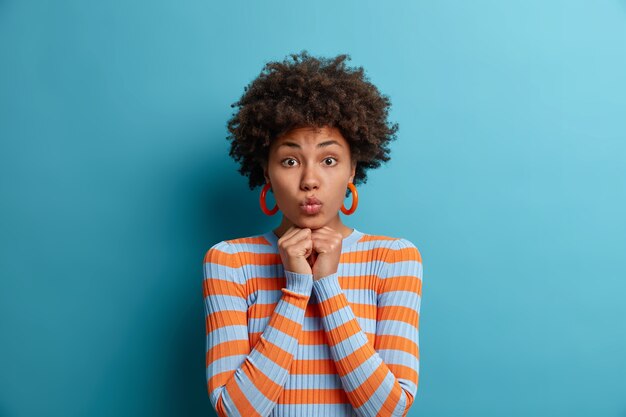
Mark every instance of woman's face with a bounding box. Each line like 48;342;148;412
263;125;356;230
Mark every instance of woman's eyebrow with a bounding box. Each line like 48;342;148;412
277;140;342;149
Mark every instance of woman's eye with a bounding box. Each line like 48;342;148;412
324;157;338;166
281;158;298;167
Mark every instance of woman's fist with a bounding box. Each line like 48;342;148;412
310;227;343;280
277;226;314;275
278;225;344;281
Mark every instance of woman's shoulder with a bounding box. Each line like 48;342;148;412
204;232;275;260
203;236;264;285
356;231;422;262
358;231;420;249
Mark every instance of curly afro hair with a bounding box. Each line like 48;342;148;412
226;50;399;194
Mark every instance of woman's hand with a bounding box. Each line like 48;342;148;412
310;226;343;281
277;226;314;275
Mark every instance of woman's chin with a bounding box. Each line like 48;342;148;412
291;216;327;229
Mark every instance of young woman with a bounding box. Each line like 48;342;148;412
203;51;423;417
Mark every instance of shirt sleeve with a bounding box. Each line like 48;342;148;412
311;238;423;417
203;241;314;417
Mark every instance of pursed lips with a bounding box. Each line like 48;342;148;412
302;197;322;206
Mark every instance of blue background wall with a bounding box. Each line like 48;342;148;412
1;1;625;416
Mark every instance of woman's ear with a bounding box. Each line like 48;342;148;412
349;161;357;183
262;162;270;183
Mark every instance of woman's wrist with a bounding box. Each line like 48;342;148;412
284;270;313;295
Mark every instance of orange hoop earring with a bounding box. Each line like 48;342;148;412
341;182;358;215
260;183;279;216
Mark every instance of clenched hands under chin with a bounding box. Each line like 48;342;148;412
277;226;342;281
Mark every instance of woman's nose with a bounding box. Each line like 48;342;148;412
300;166;320;190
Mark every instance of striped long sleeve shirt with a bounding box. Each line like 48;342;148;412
202;228;423;417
